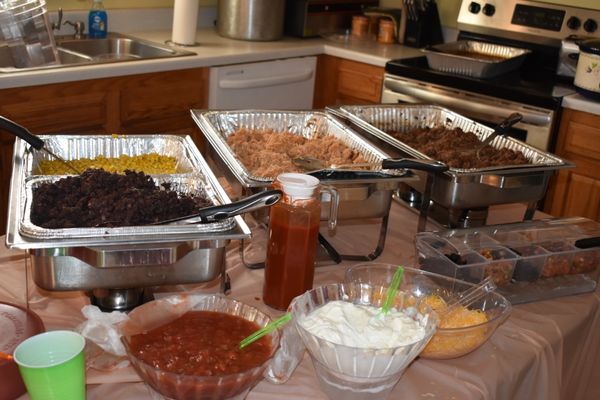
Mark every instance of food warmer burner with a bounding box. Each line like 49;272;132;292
5;135;251;311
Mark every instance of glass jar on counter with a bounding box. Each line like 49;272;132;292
263;173;338;310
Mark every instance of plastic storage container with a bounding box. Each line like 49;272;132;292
417;217;600;304
88;0;107;38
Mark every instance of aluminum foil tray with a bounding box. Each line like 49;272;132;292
421;40;531;79
7;135;249;248
24;134;199;176
191;109;408;188
20;174;234;239
332;104;571;174
330;104;573;210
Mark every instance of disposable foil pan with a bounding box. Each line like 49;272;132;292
331;104;573;209
7;135;249;247
191;109;409;187
422;40;531;79
20;174;234;239
23;134;200;176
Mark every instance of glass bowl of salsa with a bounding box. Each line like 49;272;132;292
121;295;280;400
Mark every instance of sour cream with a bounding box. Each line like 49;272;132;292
298;300;427;348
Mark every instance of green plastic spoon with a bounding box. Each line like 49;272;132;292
239;312;292;350
378;266;405;317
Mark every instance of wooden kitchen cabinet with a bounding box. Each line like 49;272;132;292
0;67;208;235
544;108;600;222
313;55;384;108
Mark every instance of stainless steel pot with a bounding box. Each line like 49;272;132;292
217;0;285;41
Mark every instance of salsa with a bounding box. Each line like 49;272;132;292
128;311;272;376
264;200;320;310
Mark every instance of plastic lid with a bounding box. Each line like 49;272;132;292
0;302;45;400
0;302;45;356
276;173;320;200
579;39;600;55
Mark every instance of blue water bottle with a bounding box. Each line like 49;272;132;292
88;0;107;38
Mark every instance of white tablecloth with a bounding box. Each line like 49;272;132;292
2;202;599;400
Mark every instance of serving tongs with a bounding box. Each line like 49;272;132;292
473;113;523;160
0;116;80;174
292;156;449;174
152;189;283;225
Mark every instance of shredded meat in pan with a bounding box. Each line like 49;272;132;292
388;126;529;169
226;128;367;177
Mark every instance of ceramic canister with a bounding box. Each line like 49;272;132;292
574;39;600;100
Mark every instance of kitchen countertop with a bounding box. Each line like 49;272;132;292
4;26;600;116
561;93;600;116
0;28;422;90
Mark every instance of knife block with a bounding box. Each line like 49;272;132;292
403;2;443;48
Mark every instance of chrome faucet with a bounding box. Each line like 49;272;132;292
51;8;86;39
63;20;86;39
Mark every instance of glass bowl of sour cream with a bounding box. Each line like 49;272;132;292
290;282;438;400
345;263;512;360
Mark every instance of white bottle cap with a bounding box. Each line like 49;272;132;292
276;173;320;200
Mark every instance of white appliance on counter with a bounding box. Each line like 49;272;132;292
208;56;316;109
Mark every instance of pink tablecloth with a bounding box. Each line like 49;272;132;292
1;202;599;400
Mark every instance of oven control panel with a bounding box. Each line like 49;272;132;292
458;0;600;46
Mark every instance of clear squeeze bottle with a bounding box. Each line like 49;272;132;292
88;0;107;39
263;173;322;310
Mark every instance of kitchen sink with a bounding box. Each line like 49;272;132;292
0;33;195;73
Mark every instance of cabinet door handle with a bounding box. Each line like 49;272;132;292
218;69;314;89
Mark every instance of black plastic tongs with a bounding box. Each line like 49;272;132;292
0;116;80;174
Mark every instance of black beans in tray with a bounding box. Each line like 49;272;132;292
31;169;212;228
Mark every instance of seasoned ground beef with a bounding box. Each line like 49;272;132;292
225;128;367;177
388;126;529;169
31;169;212;228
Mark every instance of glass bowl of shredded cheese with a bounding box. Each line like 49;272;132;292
345;263;511;360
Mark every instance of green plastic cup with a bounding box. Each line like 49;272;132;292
13;330;86;400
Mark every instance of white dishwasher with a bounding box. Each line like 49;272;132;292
208;56;317;109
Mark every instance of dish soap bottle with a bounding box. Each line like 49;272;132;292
88;0;107;39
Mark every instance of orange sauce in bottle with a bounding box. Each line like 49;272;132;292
263;174;321;310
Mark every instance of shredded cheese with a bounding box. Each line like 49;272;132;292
420;295;489;359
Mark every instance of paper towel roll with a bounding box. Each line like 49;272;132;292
171;0;199;45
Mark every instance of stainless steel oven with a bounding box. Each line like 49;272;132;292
381;74;556;151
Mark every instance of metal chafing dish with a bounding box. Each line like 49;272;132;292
330;104;574;228
5;134;251;310
191;109;433;262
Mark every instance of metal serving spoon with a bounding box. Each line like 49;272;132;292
0;116;80;174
